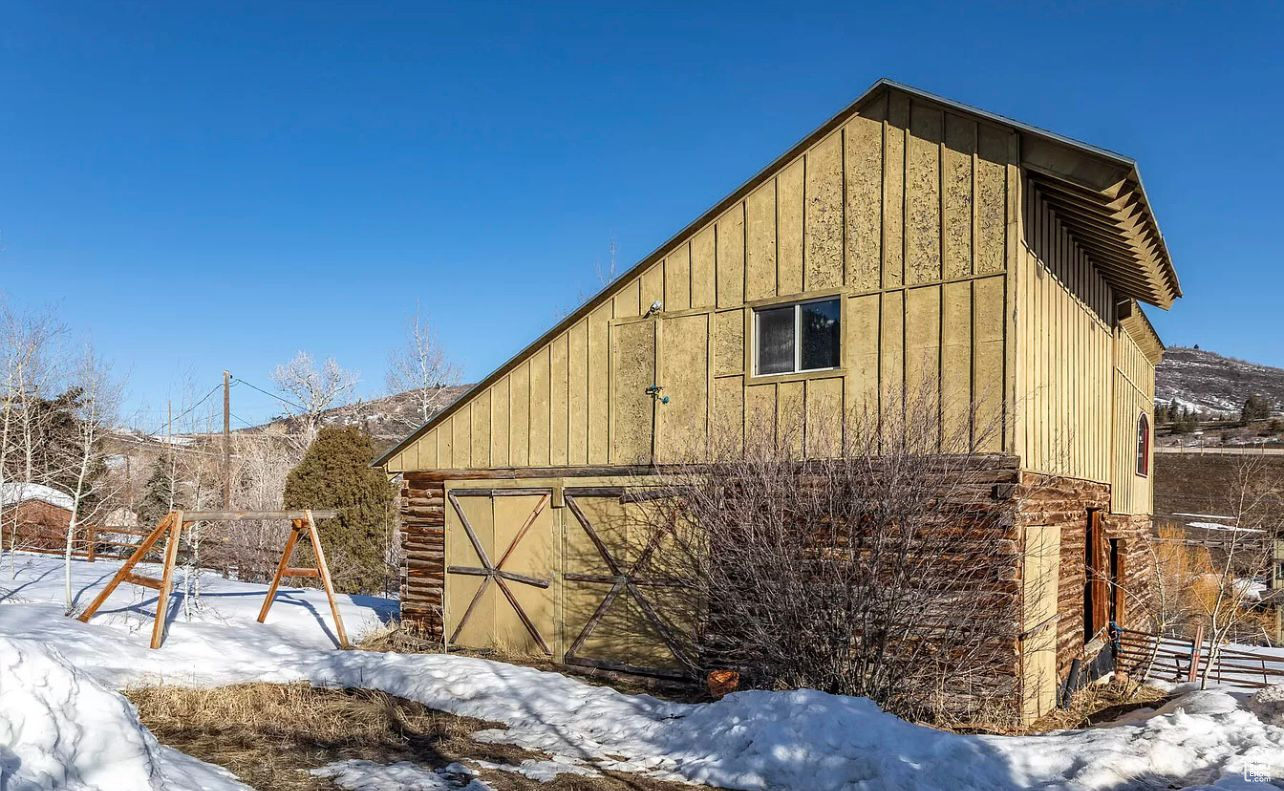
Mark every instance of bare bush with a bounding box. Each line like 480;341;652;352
1198;456;1282;675
630;387;1029;723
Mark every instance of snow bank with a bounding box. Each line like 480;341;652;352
0;635;246;791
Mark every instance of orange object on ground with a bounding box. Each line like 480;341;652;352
707;669;740;698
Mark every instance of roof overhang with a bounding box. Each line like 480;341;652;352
1023;142;1180;309
874;80;1181;309
1118;300;1165;365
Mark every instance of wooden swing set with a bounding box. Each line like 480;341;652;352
77;509;350;650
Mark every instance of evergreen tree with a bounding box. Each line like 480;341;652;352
1241;394;1272;423
283;425;395;594
1;387;100;493
137;462;181;526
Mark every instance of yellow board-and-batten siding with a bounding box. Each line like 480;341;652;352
1013;183;1116;484
1111;324;1157;515
384;87;1017;474
382;83;1168;519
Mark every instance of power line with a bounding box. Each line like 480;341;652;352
228;410;259;430
230;377;306;413
142;383;224;438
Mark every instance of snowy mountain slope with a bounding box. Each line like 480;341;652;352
1156;347;1284;416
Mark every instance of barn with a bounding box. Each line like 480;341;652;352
377;79;1180;723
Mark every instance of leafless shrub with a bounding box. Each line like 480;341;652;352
386;307;457;428
1198;455;1282;676
627;384;1031;723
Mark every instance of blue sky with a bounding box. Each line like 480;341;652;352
2;2;1280;427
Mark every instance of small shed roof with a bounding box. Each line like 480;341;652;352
0;482;74;512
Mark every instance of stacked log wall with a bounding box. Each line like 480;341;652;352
1014;472;1156;682
1100;512;1157;633
399;460;1155;726
399;475;446;638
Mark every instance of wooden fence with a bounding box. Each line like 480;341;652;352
1117;626;1284;689
2;523;288;581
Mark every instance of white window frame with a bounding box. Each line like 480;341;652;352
752;296;842;377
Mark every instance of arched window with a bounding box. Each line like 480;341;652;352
1136;413;1150;476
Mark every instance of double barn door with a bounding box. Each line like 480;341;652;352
443;481;687;676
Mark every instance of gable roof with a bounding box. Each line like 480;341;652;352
376;78;1181;468
0;482;74;511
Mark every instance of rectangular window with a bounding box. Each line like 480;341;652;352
753;298;841;376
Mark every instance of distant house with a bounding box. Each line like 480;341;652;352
1;482;76;553
378;79;1179;723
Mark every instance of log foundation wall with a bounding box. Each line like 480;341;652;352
397;461;1155;724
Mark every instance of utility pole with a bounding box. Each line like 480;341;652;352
167;400;174;512
222;371;231;509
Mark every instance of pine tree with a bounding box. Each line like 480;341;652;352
137;462;182;526
1241;394;1272;423
283;425;395;595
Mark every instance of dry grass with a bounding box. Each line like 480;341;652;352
127;682;712;790
1027;677;1171;733
357;622;705;703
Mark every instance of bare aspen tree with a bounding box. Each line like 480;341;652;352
175;390;222;618
220;427;295;581
58;347;121;612
1198;455;1282;685
271;352;358;453
0;305;64;575
386;308;457;428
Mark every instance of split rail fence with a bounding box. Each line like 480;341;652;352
1116;626;1284;689
2;522;294;581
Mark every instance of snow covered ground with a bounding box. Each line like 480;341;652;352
3;551;1284;790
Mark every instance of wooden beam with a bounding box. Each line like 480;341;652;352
77;512;176;623
257;511;350;649
304;509;350;649
149;509;184;649
183;509;339;521
124;573;163;590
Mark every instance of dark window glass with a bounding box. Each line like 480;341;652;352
1136;414;1150;476
756;306;795;375
799;298;841;371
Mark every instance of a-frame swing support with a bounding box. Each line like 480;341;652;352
76;509;349;650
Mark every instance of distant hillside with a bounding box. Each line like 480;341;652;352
252;385;472;452
1156;347;1284;417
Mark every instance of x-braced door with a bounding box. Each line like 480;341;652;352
445;487;556;656
561;487;690;677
